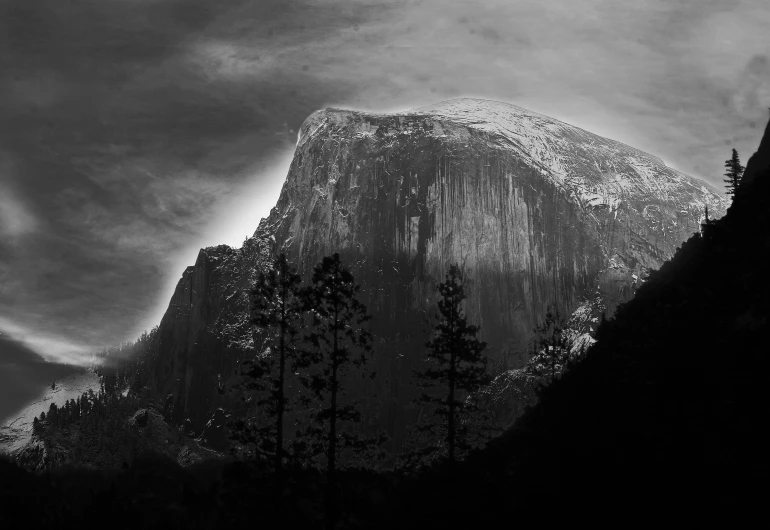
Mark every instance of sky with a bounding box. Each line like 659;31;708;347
0;0;769;367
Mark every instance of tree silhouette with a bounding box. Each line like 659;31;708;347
724;148;745;198
47;403;59;427
232;253;303;499
295;253;374;530
413;265;490;470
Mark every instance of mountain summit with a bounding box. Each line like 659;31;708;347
141;99;727;446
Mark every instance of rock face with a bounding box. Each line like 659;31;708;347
15;434;68;472
145;242;270;431
144;99;728;446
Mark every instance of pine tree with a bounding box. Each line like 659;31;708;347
295;253;374;530
234;253;304;498
48;403;58;428
413;264;490;469
724;148;745;198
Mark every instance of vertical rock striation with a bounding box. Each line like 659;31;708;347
146;99;728;446
144;241;270;431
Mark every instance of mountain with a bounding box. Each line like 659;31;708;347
141;98;728;447
2;111;766;530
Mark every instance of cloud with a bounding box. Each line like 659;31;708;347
140;149;295;335
188;40;279;83
0;331;81;425
0;190;37;239
733;55;770;120
0;0;767;370
0;159;39;240
0;316;92;366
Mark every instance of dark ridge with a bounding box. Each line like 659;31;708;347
743;116;770;185
473;118;770;523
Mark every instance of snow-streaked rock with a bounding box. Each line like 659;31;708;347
267;98;726;350
142;99;728;448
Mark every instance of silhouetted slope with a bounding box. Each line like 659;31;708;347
481;126;770;521
743;116;770;185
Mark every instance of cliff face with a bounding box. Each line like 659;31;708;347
147;99;727;443
144;241;270;428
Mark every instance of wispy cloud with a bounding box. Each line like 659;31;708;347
0;0;767;366
0;158;39;240
0;316;92;366
0;191;37;239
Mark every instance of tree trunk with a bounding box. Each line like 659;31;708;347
326;301;339;530
448;350;456;465
448;299;457;467
275;282;286;503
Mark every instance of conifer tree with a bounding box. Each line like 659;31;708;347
295;253;374;530
231;253;303;497
48;403;58;428
724;148;745;198
414;264;490;468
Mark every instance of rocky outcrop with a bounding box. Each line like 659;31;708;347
15;434;69;472
142;241;271;432
145;99;728;446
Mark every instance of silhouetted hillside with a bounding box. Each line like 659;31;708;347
743;116;770;185
477;128;770;524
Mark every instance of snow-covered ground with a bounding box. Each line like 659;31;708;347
0;370;101;456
